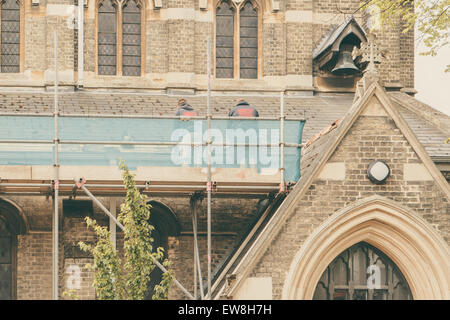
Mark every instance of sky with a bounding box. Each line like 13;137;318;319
414;34;450;116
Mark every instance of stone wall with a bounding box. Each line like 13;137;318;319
9;193;261;299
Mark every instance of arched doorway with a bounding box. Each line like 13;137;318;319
0;198;27;300
313;242;412;300
144;201;180;300
282;196;450;300
0;218;14;300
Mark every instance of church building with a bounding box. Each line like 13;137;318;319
0;0;448;300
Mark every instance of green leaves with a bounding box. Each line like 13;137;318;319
78;160;174;300
78;217;125;300
361;0;449;70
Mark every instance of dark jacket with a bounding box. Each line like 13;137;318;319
228;101;259;117
175;103;198;116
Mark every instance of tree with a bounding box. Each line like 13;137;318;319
360;0;449;71
78;160;174;300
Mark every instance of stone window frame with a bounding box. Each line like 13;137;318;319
0;0;24;74
95;0;146;77
214;0;263;80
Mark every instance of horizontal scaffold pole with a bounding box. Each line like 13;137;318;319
0;139;304;148
0;112;306;122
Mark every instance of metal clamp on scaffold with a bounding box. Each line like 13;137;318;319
52;179;60;191
206;181;217;192
75;177;86;189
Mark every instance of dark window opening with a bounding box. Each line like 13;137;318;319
1;0;20;73
122;0;141;76
216;1;234;79
313;242;412;300
239;1;257;79
98;0;117;75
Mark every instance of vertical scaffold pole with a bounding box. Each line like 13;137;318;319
280;92;285;192
53;31;60;300
206;35;212;300
78;0;84;87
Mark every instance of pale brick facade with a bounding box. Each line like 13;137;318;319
0;0;447;301
0;0;415;92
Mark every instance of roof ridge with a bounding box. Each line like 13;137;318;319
389;92;450;136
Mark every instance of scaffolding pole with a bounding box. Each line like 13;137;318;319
0;112;305;121
206;35;212;300
0;139;303;148
280;92;285;192
77;0;84;88
52;31;60;301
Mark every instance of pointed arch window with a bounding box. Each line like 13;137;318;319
0;219;13;300
97;0;143;76
144;201;180;300
0;0;23;73
215;0;259;79
313;242;412;300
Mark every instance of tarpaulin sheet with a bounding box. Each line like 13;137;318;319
0;116;305;182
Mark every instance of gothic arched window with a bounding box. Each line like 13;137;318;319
313;242;412;300
97;0;143;76
1;0;22;73
215;0;259;79
144;201;180;300
0;218;14;299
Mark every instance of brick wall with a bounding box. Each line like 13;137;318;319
250;113;449;299
286;22;313;76
17;232;53;299
263;22;285;76
0;0;415;91
11;193;261;299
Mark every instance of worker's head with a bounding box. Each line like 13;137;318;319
178;98;187;107
236;99;248;105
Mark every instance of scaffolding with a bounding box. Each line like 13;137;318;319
0;34;305;300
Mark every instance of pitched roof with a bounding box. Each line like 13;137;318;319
313;16;367;61
214;82;450;298
0;90;447;161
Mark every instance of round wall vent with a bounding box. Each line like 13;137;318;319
367;160;390;184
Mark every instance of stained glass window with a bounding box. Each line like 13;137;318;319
313;242;413;300
239;1;257;79
98;0;117;75
216;0;258;79
122;0;141;76
1;0;20;73
216;1;234;78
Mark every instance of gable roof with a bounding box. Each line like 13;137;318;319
0;90;448;161
215;81;450;299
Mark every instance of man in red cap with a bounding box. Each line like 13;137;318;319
175;99;198;116
228;99;259;117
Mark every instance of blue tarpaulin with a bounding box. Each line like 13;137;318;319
0;116;305;182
